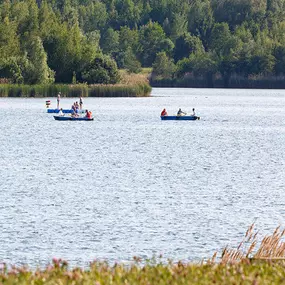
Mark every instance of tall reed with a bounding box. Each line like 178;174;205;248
210;224;285;264
88;83;151;97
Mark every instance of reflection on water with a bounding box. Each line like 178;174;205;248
0;88;285;267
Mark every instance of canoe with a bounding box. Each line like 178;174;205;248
47;109;85;114
161;115;200;120
54;116;94;121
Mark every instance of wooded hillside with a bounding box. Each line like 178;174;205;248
1;0;285;86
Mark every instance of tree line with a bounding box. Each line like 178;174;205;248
1;0;285;86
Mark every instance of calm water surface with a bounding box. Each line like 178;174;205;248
0;88;284;267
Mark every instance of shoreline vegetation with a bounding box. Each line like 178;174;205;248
0;71;152;98
3;0;285;91
1;225;285;284
150;74;285;89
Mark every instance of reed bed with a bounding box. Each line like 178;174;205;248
210;224;285;265
2;226;285;284
88;83;151;97
0;82;151;98
119;69;150;85
0;84;89;97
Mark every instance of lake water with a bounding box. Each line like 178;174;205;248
0;88;285;268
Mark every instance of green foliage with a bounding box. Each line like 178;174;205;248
100;27;119;55
2;0;285;86
26;36;55;84
122;48;142;73
78;1;107;32
273;45;285;75
188;0;214;49
0;57;24;84
152;51;176;78
173;33;204;62
211;0;266;28
82;54;120;84
0;17;20;58
138;21;174;66
177;52;217;87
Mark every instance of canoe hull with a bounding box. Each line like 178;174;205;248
48;109;85;114
161;115;200;120
54;116;94;121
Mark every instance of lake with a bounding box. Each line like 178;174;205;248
0;88;284;268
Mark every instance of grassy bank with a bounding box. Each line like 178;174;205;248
1;259;285;285
1;226;285;284
0;72;151;97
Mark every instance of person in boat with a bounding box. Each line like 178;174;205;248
71;110;78;118
177;108;187;116
75;101;79;110
192;108;196;116
85;110;92;119
58;108;64;116
79;96;83;110
57;92;61;109
161;108;168;117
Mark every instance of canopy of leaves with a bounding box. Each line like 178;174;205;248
1;0;285;84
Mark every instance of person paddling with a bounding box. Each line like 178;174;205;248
177;108;187;116
161;108;168;117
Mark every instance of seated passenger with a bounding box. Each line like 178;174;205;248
58;108;64;116
161;108;168;116
177;108;187;116
85;110;92;119
192;108;196;116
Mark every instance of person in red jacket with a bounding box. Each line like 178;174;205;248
85;110;92;119
161;108;168;116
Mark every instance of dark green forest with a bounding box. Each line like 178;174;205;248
1;0;285;87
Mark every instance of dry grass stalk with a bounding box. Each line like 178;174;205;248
119;70;149;85
254;227;285;259
213;224;285;264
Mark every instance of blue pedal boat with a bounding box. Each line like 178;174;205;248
54;116;94;121
161;115;200;120
47;109;85;114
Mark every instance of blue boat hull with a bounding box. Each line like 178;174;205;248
54;116;94;121
47;109;85;114
161;115;200;120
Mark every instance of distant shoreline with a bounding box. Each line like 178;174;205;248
0;71;152;98
150;75;285;89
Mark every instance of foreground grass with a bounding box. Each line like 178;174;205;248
2;225;285;284
0;72;152;97
1;259;285;285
